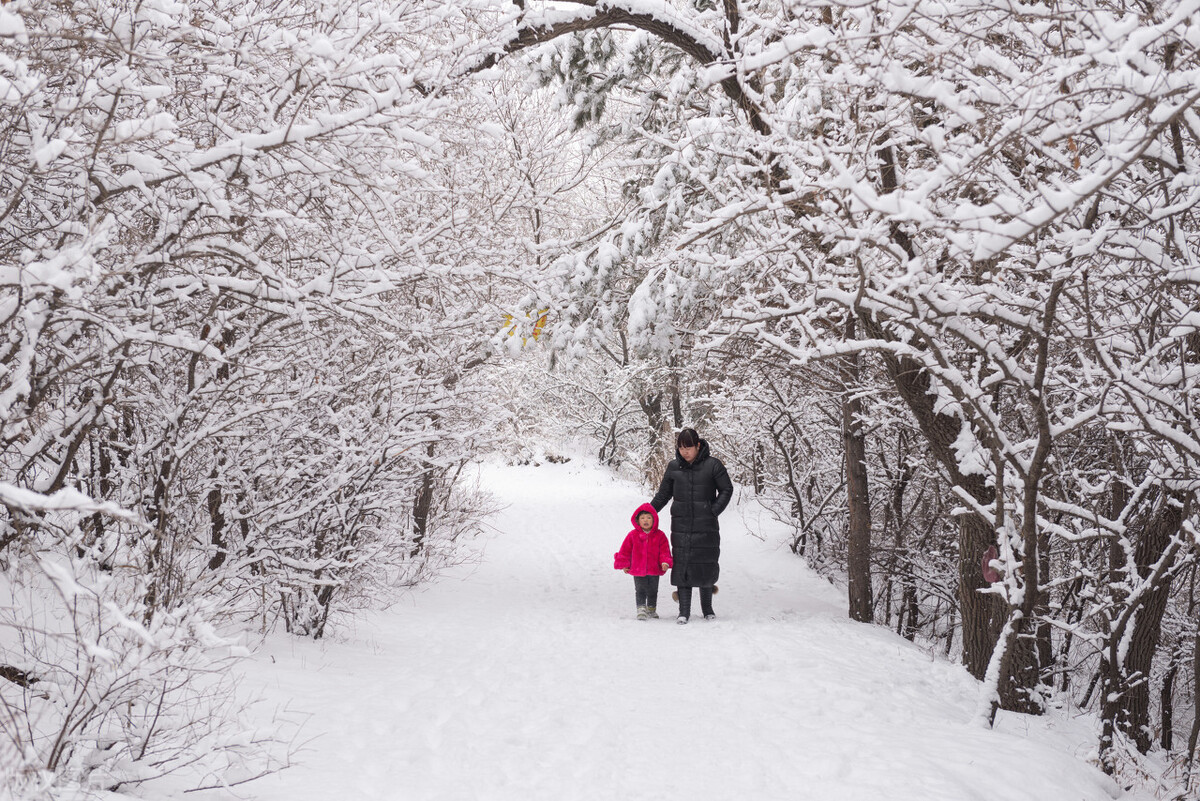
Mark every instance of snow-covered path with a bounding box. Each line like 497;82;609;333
229;460;1137;801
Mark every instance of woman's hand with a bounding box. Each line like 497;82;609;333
624;568;631;574
661;562;670;571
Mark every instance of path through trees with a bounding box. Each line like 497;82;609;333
229;460;1135;801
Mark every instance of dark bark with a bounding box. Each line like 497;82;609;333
900;583;919;641
1186;629;1200;769
639;391;671;487
866;134;1038;710
1162;651;1179;751
411;442;437;559
0;664;38;688
989;280;1065;724
206;482;227;572
1056;575;1087;694
1099;640;1121;775
206;457;229;571
892;459;920;640
1100;490;1188;771
766;381;816;557
479;5;772;137
842;320;872;623
1123;494;1185;753
312;585;335;640
81;434;115;566
752;441;765;495
881;354;999;662
882;431;916;637
640;391;664;447
142;447;175;617
599;417;619;465
878;348;1041;713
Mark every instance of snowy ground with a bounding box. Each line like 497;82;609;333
210;458;1147;801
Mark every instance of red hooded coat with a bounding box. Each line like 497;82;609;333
614;503;673;577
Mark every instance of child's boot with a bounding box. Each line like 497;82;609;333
647;607;659;619
637;605;649;621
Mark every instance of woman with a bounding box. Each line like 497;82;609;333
650;428;734;624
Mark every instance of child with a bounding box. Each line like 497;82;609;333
614;503;673;620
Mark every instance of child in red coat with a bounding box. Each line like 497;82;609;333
614;503;673;620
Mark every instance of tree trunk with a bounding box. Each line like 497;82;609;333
1099;638;1122;775
1100;490;1187;770
842;320;872;623
206;458;229;571
206;482;227;571
752;441;765;495
411;443;438;559
1184;629;1200;777
671;381;684;430
900;583;919;641
1162;652;1178;751
956;512;1007;679
640;391;671;487
878;348;1038;712
1122;493;1185;753
886;433;916;638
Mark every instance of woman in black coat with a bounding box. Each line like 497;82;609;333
650;428;734;623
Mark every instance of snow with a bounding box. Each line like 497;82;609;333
0;482;135;519
0;7;27;39
210;459;1140;801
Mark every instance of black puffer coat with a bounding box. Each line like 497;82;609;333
650;440;733;588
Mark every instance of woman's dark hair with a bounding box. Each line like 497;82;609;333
676;428;700;448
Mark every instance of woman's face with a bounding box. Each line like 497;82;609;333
679;443;699;463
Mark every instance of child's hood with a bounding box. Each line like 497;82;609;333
631;502;660;531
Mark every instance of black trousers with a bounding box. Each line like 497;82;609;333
633;575;660;608
676;585;713;619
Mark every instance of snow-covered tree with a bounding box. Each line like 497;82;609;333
0;0;528;791
465;0;1200;767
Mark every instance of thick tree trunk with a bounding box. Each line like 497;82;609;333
841;322;872;623
955;512;1007;679
879;348;1039;712
1099;638;1122;775
1100;490;1187;771
640;391;672;487
1185;630;1200;775
1122;494;1185;753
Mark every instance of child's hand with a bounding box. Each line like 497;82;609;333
661;562;670;571
623;568;631;574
